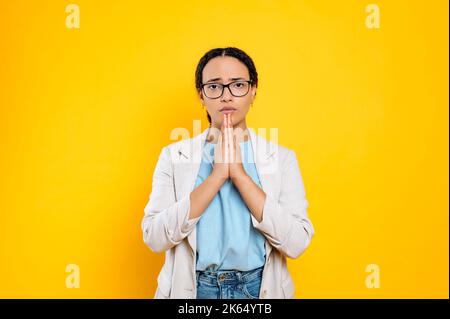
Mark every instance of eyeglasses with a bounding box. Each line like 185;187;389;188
201;80;252;99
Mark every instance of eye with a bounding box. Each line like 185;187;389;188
231;82;245;88
206;84;219;90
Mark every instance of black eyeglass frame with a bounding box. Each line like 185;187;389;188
201;80;253;99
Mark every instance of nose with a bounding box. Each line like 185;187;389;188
220;86;233;101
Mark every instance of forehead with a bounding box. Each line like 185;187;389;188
202;56;249;81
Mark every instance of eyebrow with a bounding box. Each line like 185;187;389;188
205;77;247;83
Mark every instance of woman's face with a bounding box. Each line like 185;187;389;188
199;56;256;128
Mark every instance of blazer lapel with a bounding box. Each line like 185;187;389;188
175;128;209;254
248;127;278;258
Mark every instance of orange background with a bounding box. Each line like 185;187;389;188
0;0;448;298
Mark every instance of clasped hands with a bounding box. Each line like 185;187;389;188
210;113;248;182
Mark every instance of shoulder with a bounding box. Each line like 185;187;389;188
158;130;206;163
272;142;298;171
274;142;292;159
162;137;190;154
252;130;294;162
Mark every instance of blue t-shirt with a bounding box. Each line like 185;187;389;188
195;139;266;271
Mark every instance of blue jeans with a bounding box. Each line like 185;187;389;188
196;266;264;299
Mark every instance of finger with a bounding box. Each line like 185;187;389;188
235;134;242;163
227;114;234;162
223;114;229;163
222;112;226;130
227;114;232;163
220;120;226;164
233;134;238;163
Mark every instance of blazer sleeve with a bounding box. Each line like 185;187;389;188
141;146;201;253
250;149;315;259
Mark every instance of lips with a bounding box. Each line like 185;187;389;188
220;107;236;112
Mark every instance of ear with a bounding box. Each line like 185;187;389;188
198;90;205;104
251;86;257;100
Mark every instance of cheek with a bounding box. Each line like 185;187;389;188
238;102;251;114
242;97;253;109
205;105;224;122
232;106;250;122
205;103;220;114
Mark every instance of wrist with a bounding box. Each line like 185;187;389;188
230;171;249;184
210;171;228;185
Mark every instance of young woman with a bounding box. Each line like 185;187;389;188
142;47;315;299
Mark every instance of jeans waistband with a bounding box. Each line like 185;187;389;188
196;266;264;285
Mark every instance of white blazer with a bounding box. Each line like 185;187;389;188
141;127;315;299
